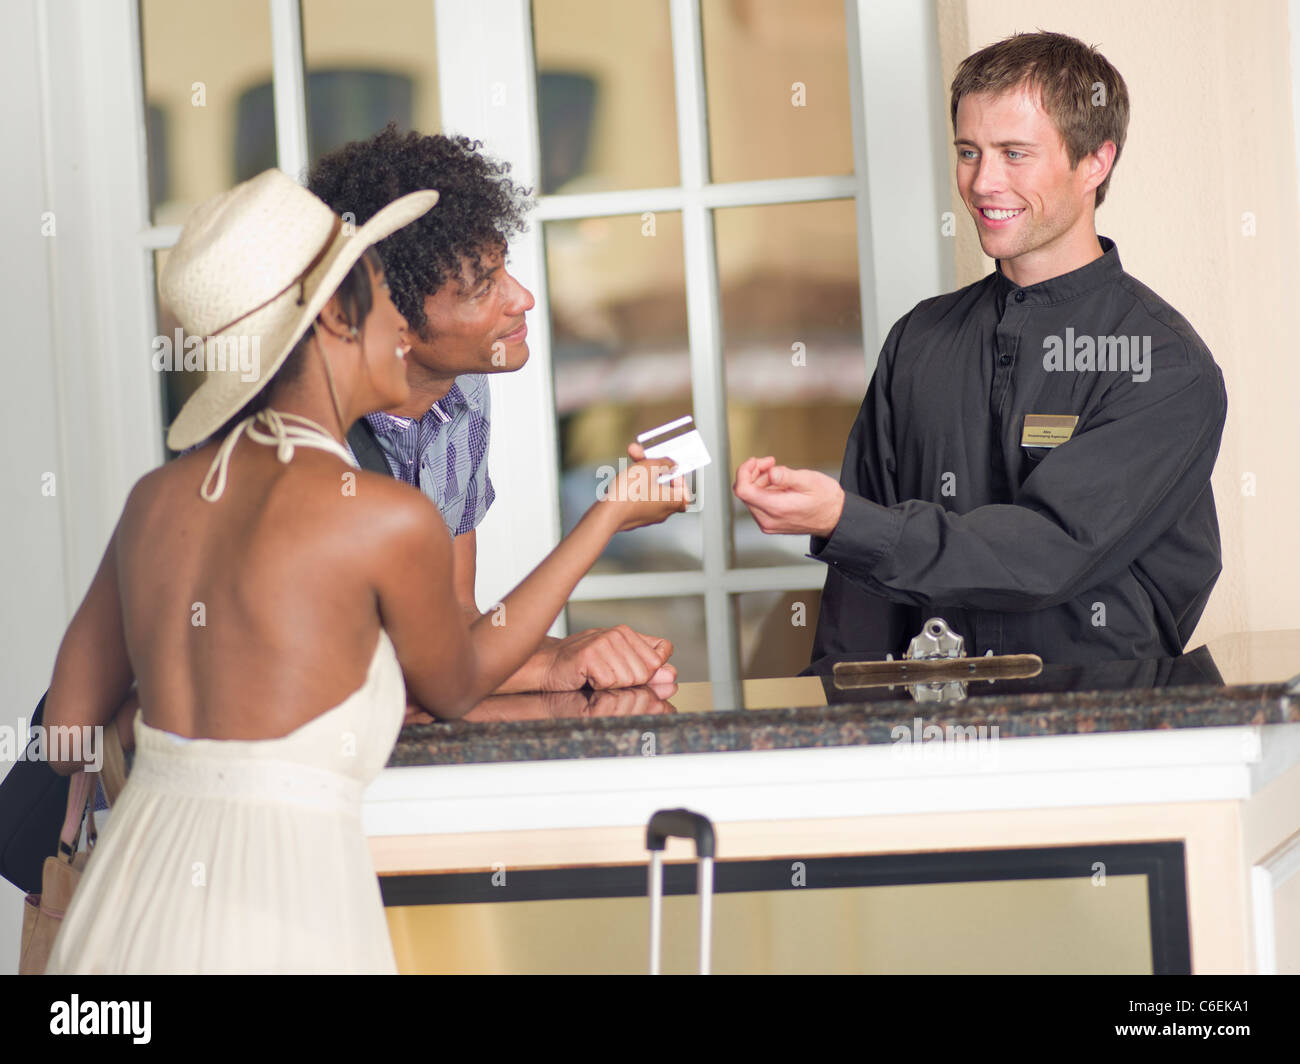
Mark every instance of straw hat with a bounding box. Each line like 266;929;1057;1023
162;168;438;451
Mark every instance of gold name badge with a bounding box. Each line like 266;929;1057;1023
1021;414;1079;448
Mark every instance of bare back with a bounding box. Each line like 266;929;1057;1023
117;435;405;740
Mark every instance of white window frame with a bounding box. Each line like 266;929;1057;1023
19;0;160;604
79;0;951;693
444;0;952;693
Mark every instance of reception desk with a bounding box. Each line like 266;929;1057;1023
364;630;1300;974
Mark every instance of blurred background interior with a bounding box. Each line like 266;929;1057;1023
143;0;869;683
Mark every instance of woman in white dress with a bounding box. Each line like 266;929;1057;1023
41;169;687;973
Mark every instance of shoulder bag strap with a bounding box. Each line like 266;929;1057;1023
57;771;96;863
346;418;396;477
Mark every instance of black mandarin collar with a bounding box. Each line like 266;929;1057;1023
993;235;1122;306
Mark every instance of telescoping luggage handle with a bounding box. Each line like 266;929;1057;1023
646;808;715;975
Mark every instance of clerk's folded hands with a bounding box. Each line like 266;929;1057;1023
732;456;846;539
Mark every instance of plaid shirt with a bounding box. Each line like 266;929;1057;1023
360;374;495;536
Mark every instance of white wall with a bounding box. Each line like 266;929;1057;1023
0;0;70;979
0;0;157;974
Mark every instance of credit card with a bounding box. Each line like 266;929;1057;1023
636;415;712;484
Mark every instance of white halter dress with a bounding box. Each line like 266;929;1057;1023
46;411;407;974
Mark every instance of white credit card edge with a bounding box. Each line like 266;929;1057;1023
644;428;711;482
636;414;694;445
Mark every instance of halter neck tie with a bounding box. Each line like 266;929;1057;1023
200;409;357;502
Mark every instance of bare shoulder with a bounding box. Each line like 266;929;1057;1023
336;470;451;556
108;456;212;576
117;457;191;532
121;442;245;514
118;450;450;574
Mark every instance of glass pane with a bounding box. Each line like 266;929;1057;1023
141;0;274;225
714;199;866;568
548;212;701;573
532;0;679;193
303;0;440;167
734;589;822;680
701;0;853;183
567;597;708;683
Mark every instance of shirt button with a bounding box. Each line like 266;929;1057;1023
998;353;1012;366
1014;291;1025;302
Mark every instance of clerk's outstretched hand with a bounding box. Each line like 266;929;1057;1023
732;456;845;538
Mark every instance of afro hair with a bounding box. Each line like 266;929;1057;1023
307;123;533;340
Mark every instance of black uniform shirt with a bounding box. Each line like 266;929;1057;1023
810;237;1227;665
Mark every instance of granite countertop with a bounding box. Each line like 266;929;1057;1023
388;630;1300;768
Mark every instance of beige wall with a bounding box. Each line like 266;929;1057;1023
938;0;1300;645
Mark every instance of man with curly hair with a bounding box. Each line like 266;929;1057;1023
308;125;676;694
